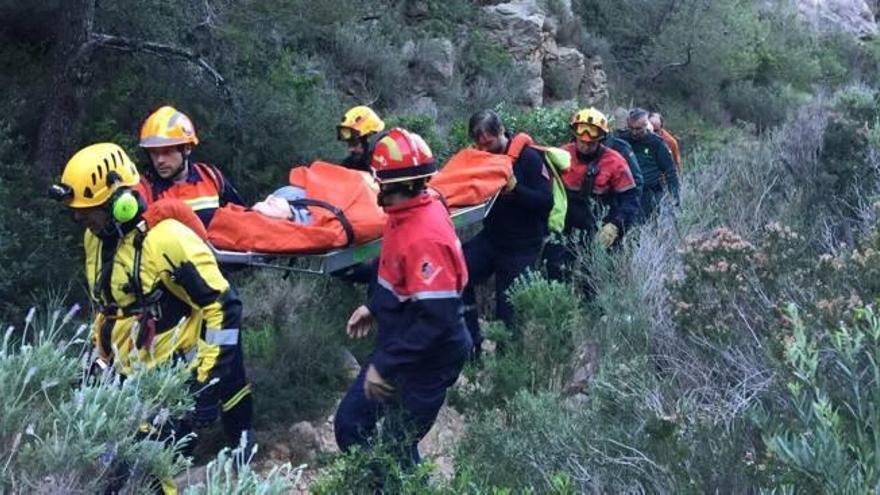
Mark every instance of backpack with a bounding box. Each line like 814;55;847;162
507;133;570;234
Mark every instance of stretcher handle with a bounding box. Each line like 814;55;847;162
288;198;356;247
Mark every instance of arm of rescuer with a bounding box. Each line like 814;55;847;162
152;221;242;386
506;146;554;215
654;137;680;202
368;240;467;380
600;149;640;233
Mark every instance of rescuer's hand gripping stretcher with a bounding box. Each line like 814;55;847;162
201;148;514;275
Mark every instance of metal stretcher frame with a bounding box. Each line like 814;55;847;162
211;197;497;275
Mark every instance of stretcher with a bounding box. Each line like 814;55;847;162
207;148;512;275
211;197;496;275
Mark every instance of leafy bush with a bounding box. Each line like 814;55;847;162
454;272;583;410
0;305;189;491
494;104;576;147
0;303;293;492
456;390;669;493
756;305;880;493
183;445;301;494
240;273;364;425
0;123;80;320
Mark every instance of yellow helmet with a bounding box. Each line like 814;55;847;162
139;105;199;148
570;107;610;142
337;105;385;141
50;143;140;208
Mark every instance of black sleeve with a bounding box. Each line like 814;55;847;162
604;188;640;232
509;147;553;214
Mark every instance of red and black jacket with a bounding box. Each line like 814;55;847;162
368;193;472;383
561;143;639;233
136;162;244;227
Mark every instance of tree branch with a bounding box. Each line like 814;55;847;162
89;32;232;102
649;46;692;83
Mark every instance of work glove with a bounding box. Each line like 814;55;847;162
599;223;619;249
364;364;394;401
503;174;518;194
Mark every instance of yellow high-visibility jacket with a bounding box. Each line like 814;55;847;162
84;218;240;383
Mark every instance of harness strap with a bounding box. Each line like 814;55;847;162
288;198;356;247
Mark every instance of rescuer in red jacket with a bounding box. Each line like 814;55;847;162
334;128;472;476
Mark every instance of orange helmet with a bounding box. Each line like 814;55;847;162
370;128;436;184
139;105;199;148
337;105;385;141
570;107;609;143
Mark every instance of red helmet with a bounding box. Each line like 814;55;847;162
370;128;436;183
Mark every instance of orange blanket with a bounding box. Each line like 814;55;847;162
208;162;386;253
430;148;512;207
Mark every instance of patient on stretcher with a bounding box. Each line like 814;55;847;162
251;185;313;224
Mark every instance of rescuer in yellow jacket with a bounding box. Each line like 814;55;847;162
49;142;252;453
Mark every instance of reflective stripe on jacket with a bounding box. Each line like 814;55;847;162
85;218;240;383
368;194;471;380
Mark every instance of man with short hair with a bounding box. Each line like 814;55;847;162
137;106;244;229
649;111;681;173
136;106;253;448
461;110;553;354
545;108;639;280
619;108;679;220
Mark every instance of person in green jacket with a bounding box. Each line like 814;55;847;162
618;108;679;221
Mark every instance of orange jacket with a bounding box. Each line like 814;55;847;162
658;128;681;173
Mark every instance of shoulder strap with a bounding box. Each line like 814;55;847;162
506;132;534;161
581;146;606;197
195;162;225;193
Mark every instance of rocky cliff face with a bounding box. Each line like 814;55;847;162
796;0;878;37
478;0;608;107
400;0;607;111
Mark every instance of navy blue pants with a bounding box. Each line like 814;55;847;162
462;231;544;352
334;365;459;469
639;184;665;223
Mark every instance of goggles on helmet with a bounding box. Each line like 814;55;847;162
572;123;603;141
337;126;361;142
48;183;74;204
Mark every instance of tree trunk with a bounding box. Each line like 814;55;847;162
33;0;96;183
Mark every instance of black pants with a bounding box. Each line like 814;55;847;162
462;232;544;352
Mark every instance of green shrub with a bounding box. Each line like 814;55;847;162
183;445;299;494
456;390;670;493
454;273;583;410
0;303;292;492
0;305;191;491
494;104;576;147
756;304;880;493
310;444;436;495
240;273;364;425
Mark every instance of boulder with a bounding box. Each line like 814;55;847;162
480;0;546;106
581;55;609;105
403;38;456;96
543;45;586;101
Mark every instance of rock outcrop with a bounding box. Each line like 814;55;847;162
796;0;878;38
478;0;608;107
